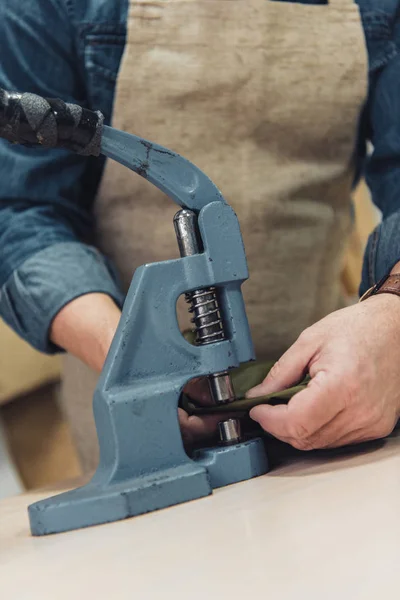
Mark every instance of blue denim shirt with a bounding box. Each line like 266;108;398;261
1;0;400;354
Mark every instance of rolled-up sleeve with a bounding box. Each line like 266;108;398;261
361;45;400;294
1;243;124;353
0;0;123;353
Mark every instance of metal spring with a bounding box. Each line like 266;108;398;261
185;287;225;345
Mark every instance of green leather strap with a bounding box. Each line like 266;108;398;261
180;360;310;416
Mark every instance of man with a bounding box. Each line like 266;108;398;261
1;0;400;470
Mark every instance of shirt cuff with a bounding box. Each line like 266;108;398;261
360;211;400;296
0;242;125;354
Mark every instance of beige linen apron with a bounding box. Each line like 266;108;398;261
63;0;368;472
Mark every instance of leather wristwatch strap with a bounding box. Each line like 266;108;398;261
360;274;400;302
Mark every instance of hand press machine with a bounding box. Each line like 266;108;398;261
0;89;270;535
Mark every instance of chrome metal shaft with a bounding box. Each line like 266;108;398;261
218;419;242;445
174;209;241;443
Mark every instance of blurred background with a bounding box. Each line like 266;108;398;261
0;180;380;499
0;330;80;500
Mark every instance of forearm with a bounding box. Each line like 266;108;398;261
0;240;124;353
50;293;121;372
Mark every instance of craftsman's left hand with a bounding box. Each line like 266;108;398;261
247;295;400;450
181;378;231;447
178;408;223;447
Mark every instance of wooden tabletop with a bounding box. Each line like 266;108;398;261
1;432;400;600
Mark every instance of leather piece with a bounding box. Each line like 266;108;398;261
180;360;310;416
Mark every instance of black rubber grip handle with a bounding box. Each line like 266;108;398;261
0;88;104;156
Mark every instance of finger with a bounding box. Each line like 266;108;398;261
246;332;316;398
321;429;368;449
321;419;396;449
249;371;344;444
263;427;366;452
251;416;360;451
307;405;397;450
300;409;359;449
271;409;393;451
178;408;222;445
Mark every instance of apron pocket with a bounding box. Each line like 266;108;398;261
82;28;126;116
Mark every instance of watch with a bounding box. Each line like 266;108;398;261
359;273;400;302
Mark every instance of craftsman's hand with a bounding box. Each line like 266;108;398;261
51;293;221;446
247;295;400;450
180;377;225;447
177;408;223;447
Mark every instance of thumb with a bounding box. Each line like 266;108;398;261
246;331;316;398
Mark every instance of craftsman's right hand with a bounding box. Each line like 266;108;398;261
50;293;221;447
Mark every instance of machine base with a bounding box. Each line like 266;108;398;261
28;462;211;536
28;439;269;536
194;437;269;488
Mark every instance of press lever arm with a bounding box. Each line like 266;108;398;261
0;87;224;210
